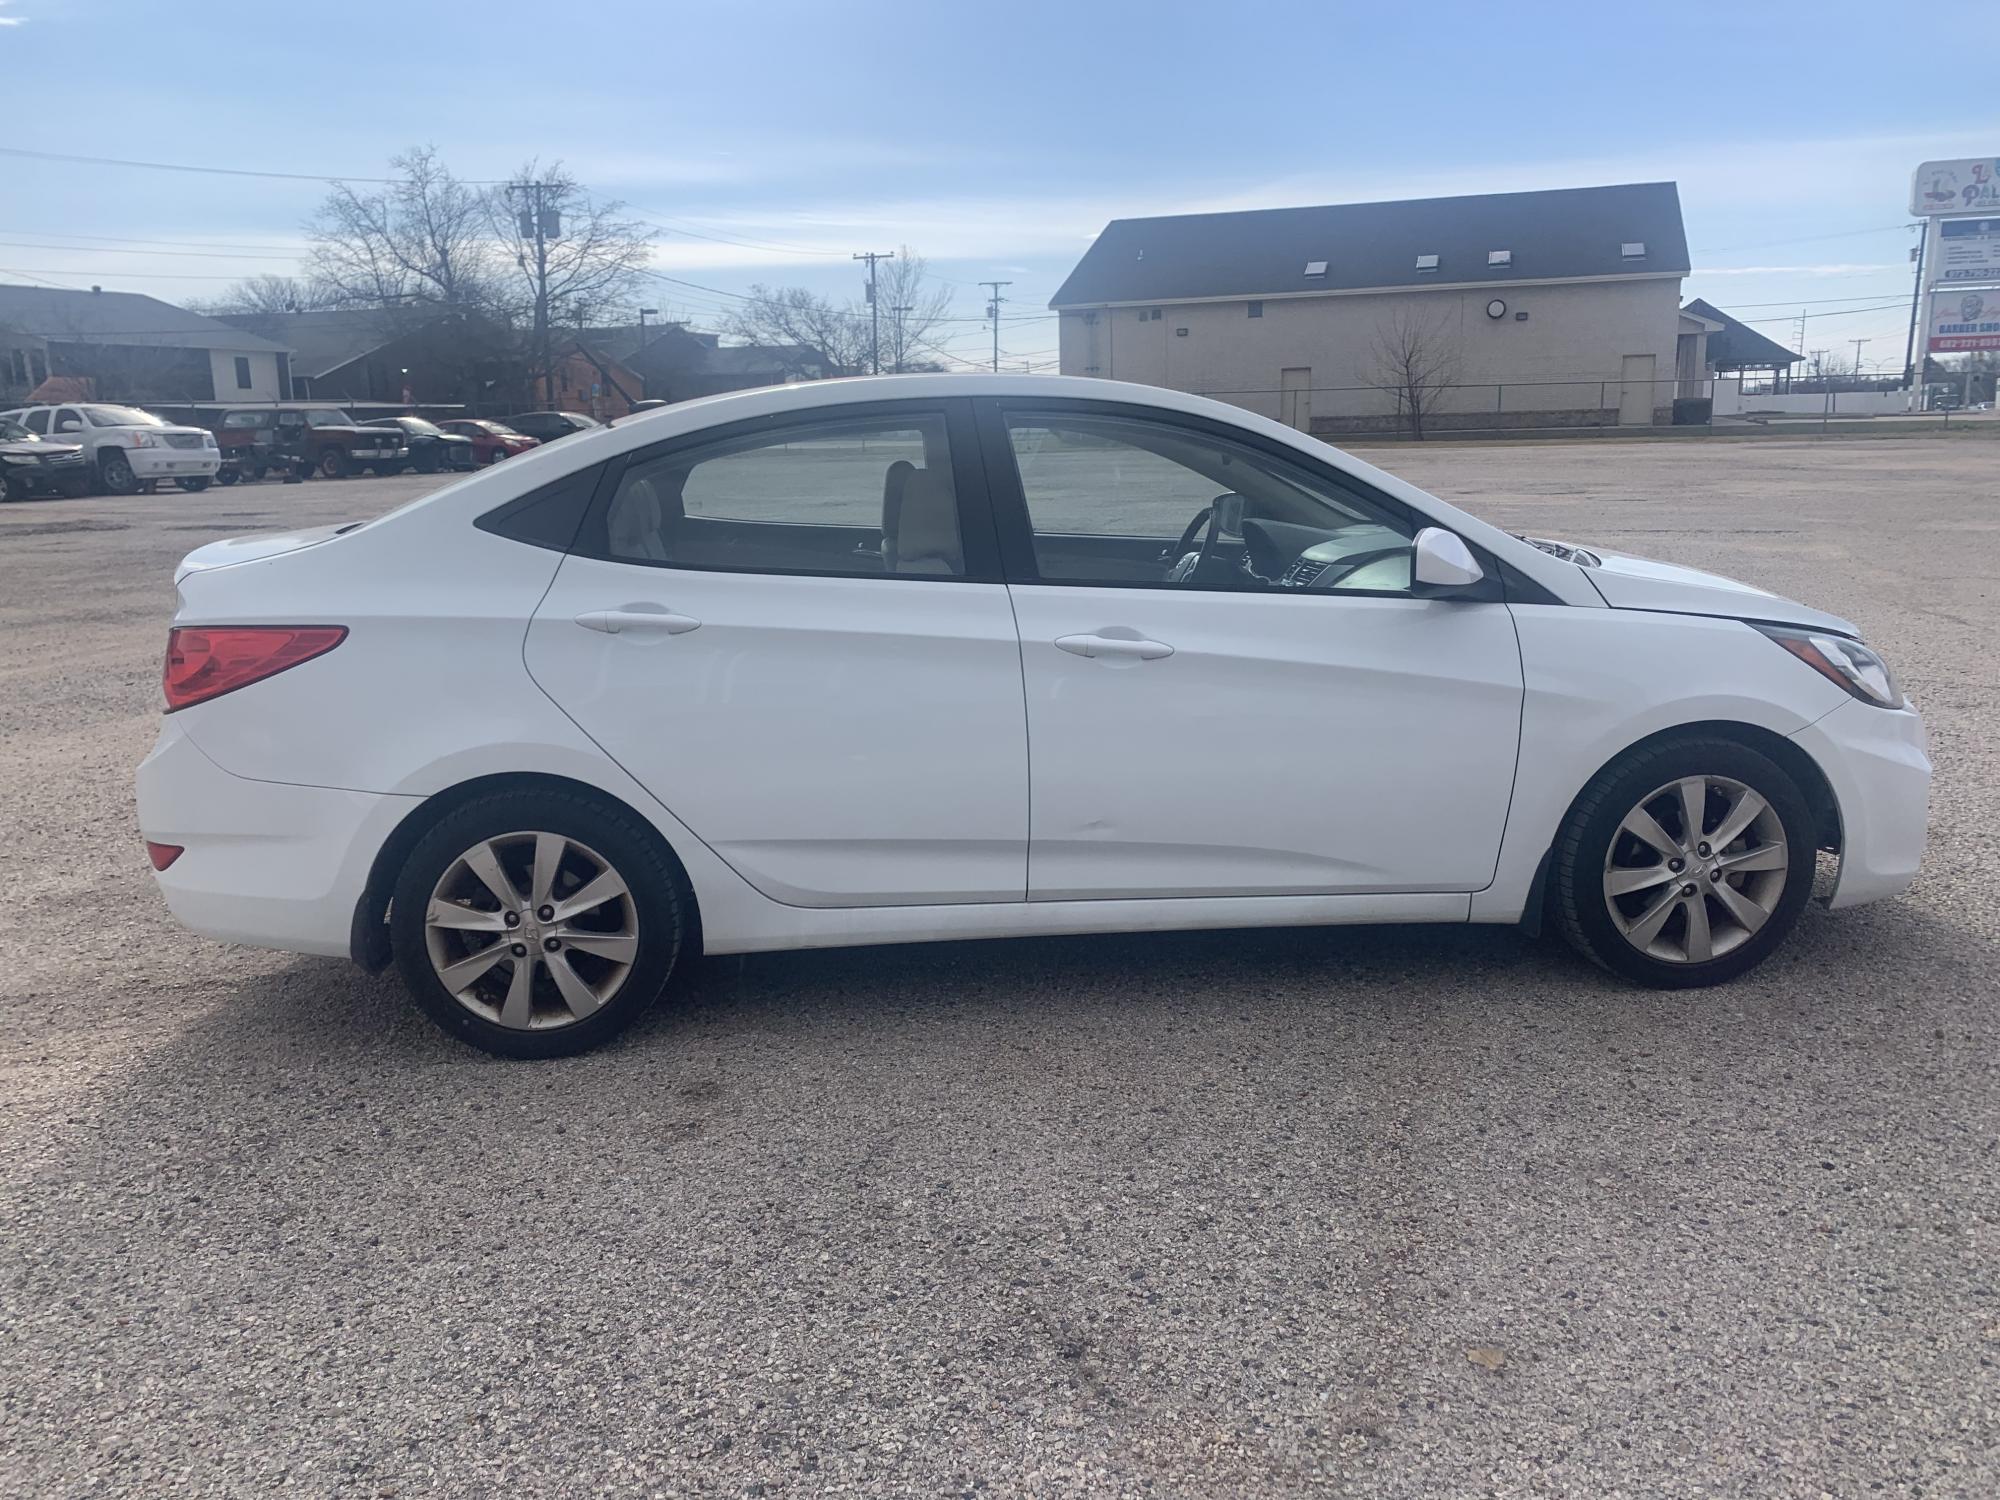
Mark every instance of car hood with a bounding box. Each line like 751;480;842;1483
1576;545;1860;636
1;439;83;457
175;524;356;583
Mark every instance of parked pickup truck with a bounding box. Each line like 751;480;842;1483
203;406;410;481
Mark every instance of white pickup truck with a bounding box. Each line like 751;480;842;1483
0;402;220;494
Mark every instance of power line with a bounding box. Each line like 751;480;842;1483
0;145;508;185
0;238;299;262
6;229;309;255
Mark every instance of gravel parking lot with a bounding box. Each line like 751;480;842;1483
2;434;1995;1498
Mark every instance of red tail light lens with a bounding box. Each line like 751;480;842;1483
146;841;184;870
163;625;347;711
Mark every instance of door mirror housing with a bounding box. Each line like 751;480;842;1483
1411;527;1485;593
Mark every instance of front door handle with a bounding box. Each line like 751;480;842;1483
1054;632;1174;661
575;605;702;636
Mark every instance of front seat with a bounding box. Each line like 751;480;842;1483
880;459;916;571
891;470;963;575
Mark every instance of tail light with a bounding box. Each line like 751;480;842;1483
146;841;184;870
163;625;347;711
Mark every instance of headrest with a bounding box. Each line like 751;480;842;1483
893;470;962;575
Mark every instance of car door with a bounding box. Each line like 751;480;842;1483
976;398;1525;901
524;398;1029;908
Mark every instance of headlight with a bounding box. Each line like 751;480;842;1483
130;431;160;448
203;432;218;448
1753;623;1903;709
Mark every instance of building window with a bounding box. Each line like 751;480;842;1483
1487;249;1512;267
1303;260;1327;277
1415;254;1439;272
233;356;253;389
1247;301;1263;318
1621;241;1646;259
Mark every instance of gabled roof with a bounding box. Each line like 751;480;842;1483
218;308;423;379
1683;298;1803;369
1051;182;1690;307
0;284;291;354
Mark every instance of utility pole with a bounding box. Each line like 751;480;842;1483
510;179;563;407
853;251;894;374
980;280;1012;372
1849;337;1871;376
1903;220;1928;410
638;306;659;353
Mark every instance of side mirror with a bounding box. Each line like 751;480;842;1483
1411;527;1485;591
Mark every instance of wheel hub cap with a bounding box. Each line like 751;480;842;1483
1602;774;1788;964
423;830;638;1030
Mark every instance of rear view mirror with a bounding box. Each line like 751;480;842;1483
1411;527;1485;591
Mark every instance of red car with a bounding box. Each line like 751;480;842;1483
436;419;540;464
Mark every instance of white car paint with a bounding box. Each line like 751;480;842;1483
136;374;1928;978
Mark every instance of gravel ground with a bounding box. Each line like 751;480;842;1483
1;436;1995;1499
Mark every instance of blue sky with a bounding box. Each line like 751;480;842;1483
1;0;1994;372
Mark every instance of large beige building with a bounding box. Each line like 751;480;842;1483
1053;182;1693;433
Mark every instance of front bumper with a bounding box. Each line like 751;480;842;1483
130;447;221;479
1790;698;1932;908
136;717;419;958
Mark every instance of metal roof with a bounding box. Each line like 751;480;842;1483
1050;182;1689;307
0;284;291;354
1682;298;1804;369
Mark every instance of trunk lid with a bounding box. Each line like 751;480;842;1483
174;523;358;584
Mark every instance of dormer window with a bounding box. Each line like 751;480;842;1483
1487;249;1512;268
1415;253;1439;272
1303;260;1327;278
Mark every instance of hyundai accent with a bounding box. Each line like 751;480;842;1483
136;375;1930;1057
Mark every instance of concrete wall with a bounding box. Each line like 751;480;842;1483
205;348;284;402
1710;377;1914;418
1059;275;1684;430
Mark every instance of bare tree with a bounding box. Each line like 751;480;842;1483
489;162;657;404
724;286;870;375
187;274;341;316
1368;307;1461;440
306;145;500;312
874;249;955;373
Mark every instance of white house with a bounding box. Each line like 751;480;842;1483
0;284;292;406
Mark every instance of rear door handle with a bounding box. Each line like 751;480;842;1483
575;605;702;636
1054;633;1174;661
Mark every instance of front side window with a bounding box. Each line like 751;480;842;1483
24;409;50;434
306;409;347;428
600;411;963;577
222;411;270;429
1001;409;1416;594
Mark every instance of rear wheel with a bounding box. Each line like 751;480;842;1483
390;789;688;1058
99;451;139;495
217;467;240;486
1553;735;1815;988
0;468;17;503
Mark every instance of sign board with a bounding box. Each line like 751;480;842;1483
1935;217;2000;284
1912;159;2000;216
1928;289;2000;352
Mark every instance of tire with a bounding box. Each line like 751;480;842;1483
1553;734;1815;988
415;450;440;474
217;467;240;486
99;451;139;495
390;788;688;1059
177;476;212;493
318;448;347;480
0;468;18;503
486;448;508;465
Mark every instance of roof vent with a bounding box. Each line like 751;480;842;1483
1303;260;1327;277
1621;241;1646;259
1415;253;1439;272
90;284;102;294
1487;250;1512;268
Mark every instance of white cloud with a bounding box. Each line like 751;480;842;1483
1701;263;1905;276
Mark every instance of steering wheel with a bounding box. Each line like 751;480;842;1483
1164;494;1239;585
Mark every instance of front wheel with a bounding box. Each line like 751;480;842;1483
1552;735;1815;988
318;448;347;480
390;789;688;1058
177;476;212;493
0;468;17;503
99;451;139;495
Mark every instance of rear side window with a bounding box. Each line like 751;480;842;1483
475;463;603;553
222;411;270;428
595;411;964;578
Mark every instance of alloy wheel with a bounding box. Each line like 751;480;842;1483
423;830;639;1030
1601;775;1789;964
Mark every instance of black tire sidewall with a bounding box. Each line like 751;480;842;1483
319;449;346;479
100;453;136;494
389;790;685;1059
1558;737;1816;988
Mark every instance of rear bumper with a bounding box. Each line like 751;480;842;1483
136;717;418;958
1791;698;1932;909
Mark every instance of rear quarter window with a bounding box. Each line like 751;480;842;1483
474;463;604;553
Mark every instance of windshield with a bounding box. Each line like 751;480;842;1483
399;417;444;435
84;405;165;428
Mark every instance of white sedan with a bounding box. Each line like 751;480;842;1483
136;376;1930;1058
